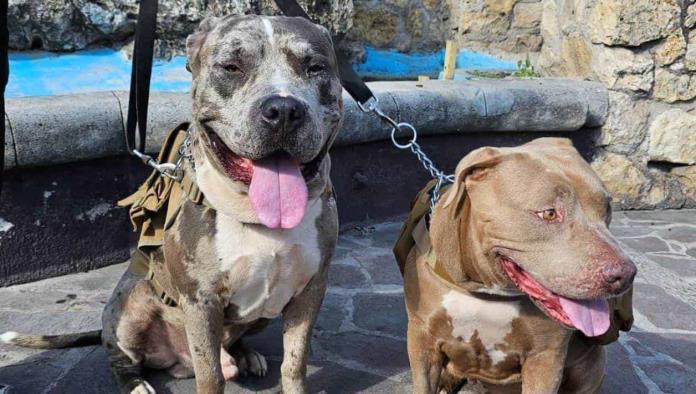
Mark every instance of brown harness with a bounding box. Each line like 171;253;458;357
118;123;211;307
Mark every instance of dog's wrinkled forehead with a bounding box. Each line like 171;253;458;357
201;15;335;74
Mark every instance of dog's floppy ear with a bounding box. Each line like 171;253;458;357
443;147;503;207
186;16;221;74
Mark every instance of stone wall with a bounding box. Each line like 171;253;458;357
347;0;544;58
6;0;695;209
7;0;353;57
446;0;543;57
536;0;696;209
8;0;540;59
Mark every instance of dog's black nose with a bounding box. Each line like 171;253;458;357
260;95;306;132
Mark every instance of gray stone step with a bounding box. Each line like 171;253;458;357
4;79;607;169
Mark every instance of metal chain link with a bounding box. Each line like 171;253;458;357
131;127;195;181
359;97;455;210
134;98;452;211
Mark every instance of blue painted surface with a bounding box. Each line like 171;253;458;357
7;47;516;98
7;49;191;97
355;47;516;79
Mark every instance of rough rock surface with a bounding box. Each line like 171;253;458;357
447;0;543;56
590;0;682;47
537;0;696;209
648;109;696;165
8;0;354;56
0;212;695;393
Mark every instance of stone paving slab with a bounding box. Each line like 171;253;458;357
0;210;695;393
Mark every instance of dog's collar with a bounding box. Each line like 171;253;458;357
413;216;525;299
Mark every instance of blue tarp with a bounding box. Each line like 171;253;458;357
6;47;516;98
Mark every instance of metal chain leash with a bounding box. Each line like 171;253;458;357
134;98;452;211
358;97;455;210
131;127;195;180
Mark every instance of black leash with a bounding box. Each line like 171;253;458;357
125;0;158;155
0;0;8;196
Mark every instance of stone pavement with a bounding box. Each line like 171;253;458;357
0;210;695;394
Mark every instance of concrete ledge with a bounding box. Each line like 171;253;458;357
4;79;607;169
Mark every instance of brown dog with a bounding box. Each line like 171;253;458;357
401;138;636;394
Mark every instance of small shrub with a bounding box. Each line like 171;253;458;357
513;56;539;78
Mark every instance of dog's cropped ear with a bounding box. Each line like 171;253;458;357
186;16;221;74
443;147;504;207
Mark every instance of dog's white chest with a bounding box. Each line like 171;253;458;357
215;200;323;323
442;290;520;365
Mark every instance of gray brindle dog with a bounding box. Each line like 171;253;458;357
2;15;344;394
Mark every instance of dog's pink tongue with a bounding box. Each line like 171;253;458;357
249;154;308;229
559;297;610;337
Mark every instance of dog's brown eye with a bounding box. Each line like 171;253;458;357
539;209;558;222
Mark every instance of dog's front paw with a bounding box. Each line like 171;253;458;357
231;343;268;377
129;380;156;394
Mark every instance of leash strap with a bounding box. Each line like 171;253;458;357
272;0;374;105
126;0;158;154
1;0;8;195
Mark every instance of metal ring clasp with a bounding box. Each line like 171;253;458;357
391;123;417;149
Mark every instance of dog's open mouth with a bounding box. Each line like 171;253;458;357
499;257;610;337
208;131;318;229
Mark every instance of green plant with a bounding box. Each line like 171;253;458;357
513;56;539;78
468;70;508;79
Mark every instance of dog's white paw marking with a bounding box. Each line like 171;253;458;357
130;380;155;394
0;331;18;344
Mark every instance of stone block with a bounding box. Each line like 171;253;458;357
685;43;696;71
5;92;124;167
654;68;696;103
328;263;369;289
314;331;409;378
648;109;696;165
632;283;696;331
590;0;681;47
315;293;349;332
591;152;648;203
620;236;671;253
654;31;687;66
351;3;399;48
601;342;649;394
512;2;542;29
352;293;408;337
597;92;649;152
671;165;696;203
353;252;403;285
592;46;654;93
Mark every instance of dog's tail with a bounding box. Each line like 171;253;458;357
1;330;102;349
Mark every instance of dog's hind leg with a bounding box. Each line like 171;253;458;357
438;367;467;394
108;348;154;394
229;338;268;378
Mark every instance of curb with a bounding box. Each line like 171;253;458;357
3;78;607;170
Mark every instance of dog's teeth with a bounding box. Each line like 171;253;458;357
0;331;17;343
